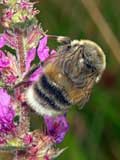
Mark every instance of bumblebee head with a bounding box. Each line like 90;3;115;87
70;39;106;82
56;37;106;83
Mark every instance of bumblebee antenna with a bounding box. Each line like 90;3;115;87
47;35;71;44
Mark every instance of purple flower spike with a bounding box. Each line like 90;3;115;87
0;35;6;48
44;115;69;144
25;48;36;72
0;88;15;133
37;36;50;62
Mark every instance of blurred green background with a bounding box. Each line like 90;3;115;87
36;0;120;160
1;0;120;159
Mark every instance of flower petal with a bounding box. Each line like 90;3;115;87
29;67;43;82
0;88;15;133
44;115;69;143
37;36;49;62
0;88;10;106
0;35;6;48
0;50;10;69
2;32;17;49
50;49;57;55
38;36;48;52
25;48;36;72
39;47;49;62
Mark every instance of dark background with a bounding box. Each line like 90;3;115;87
1;0;120;160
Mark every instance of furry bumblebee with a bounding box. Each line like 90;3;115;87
25;36;106;116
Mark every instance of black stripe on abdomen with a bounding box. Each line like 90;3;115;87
34;84;61;111
40;75;70;105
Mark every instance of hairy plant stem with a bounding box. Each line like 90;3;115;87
17;100;30;136
15;29;30;136
15;28;25;74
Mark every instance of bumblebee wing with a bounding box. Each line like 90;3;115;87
57;45;86;88
78;86;92;109
78;94;90;109
78;75;96;109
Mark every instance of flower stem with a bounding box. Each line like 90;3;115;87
15;28;25;74
15;28;30;136
15;88;30;136
18;104;30;135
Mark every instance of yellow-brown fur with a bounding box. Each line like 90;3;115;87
44;62;95;104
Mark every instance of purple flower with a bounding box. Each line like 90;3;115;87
25;48;36;72
50;49;57;55
0;35;6;48
4;10;13;20
25;36;57;82
5;74;17;84
29;67;43;82
1;9;14;28
0;50;10;69
0;88;15;133
44;115;69;144
37;36;50;62
20;1;33;9
23;134;33;145
2;32;17;49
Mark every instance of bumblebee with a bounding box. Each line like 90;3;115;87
25;36;106;116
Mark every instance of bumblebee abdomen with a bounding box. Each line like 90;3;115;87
40;75;70;105
26;74;71;116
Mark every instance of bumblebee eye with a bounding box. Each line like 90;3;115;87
84;59;96;72
86;62;92;69
67;45;71;49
